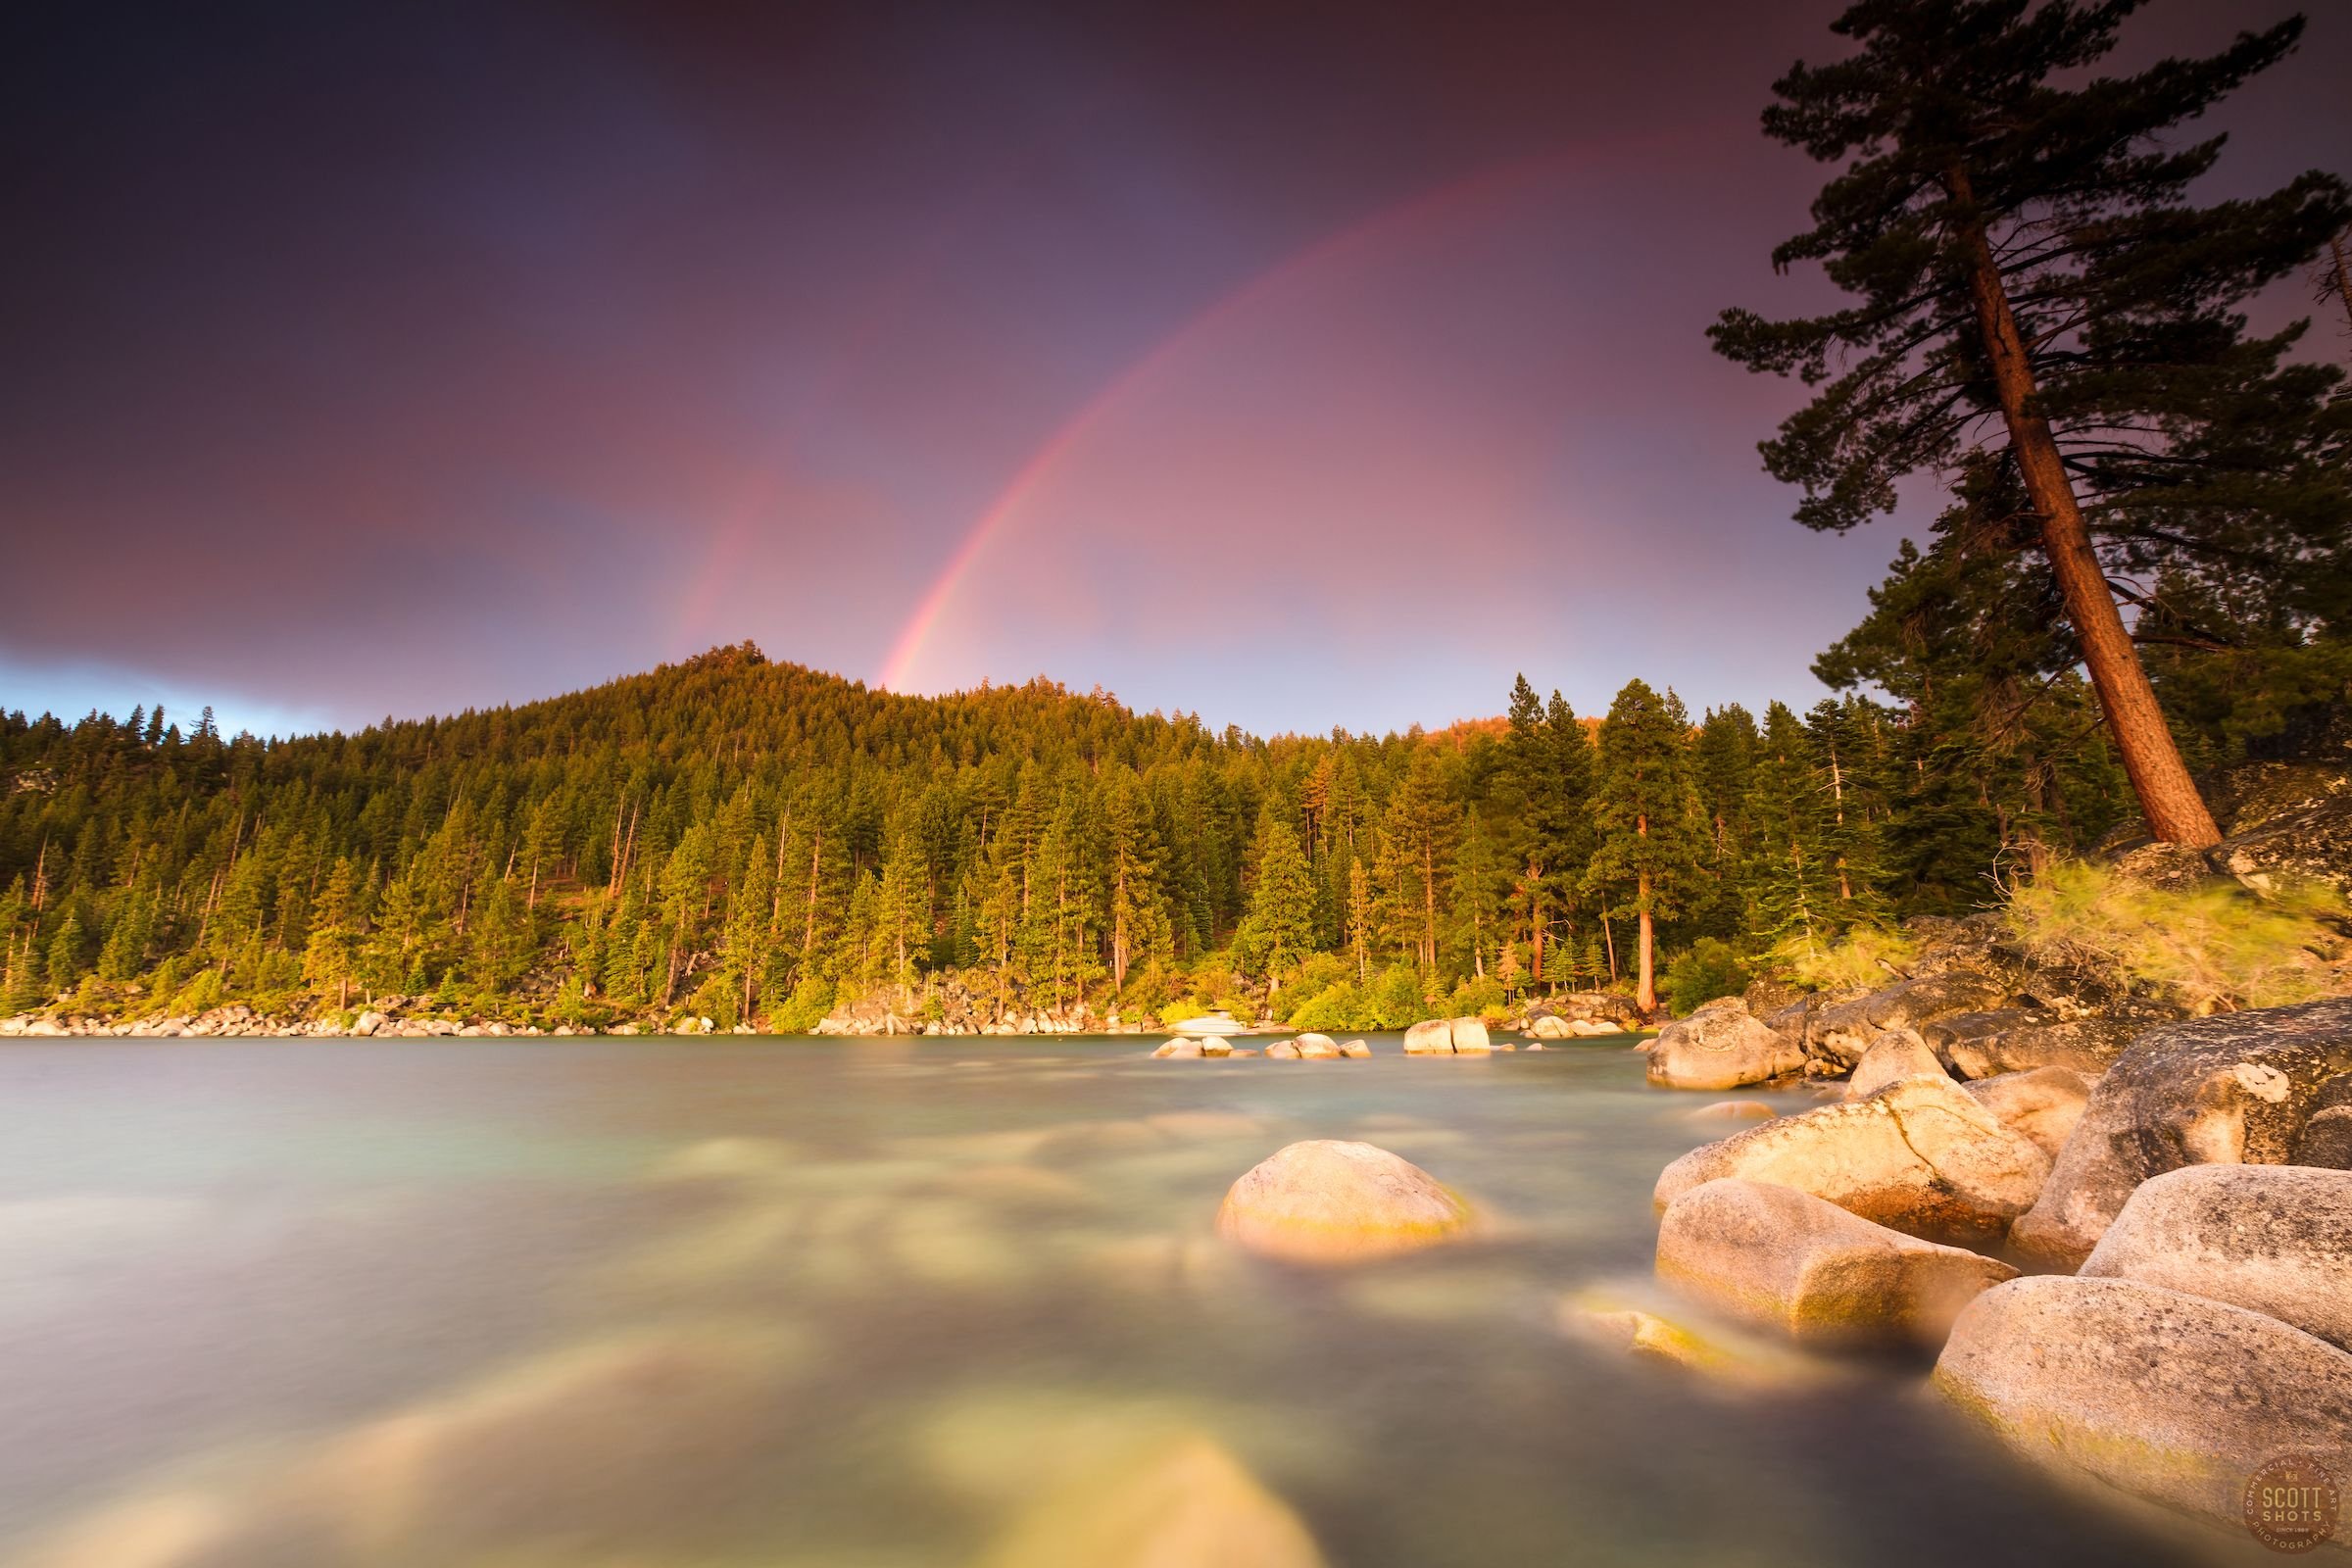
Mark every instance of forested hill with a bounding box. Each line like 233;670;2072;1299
1;641;2138;1032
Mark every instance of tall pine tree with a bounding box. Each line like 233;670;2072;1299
1713;0;2350;846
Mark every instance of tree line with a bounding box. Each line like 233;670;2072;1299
0;642;2148;1030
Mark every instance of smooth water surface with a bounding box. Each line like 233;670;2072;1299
0;1037;2229;1566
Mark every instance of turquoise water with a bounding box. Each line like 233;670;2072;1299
0;1037;2216;1566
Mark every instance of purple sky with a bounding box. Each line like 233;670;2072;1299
5;1;2347;738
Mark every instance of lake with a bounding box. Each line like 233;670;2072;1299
0;1036;2232;1566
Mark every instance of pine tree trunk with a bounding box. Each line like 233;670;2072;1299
1528;868;1544;989
1948;169;2220;847
1635;875;1655;1013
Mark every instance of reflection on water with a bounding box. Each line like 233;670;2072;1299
0;1038;2213;1565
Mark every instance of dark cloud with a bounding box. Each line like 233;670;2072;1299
3;0;2345;731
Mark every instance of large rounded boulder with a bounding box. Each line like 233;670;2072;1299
1933;1275;2352;1541
2010;997;2352;1267
1215;1141;1475;1263
1646;998;1805;1091
1400;1019;1455;1054
1653;1075;2050;1242
1656;1178;2016;1349
2079;1163;2352;1351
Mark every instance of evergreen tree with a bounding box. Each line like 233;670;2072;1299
1690;704;1761;939
1712;0;2351;846
1102;768;1166;994
1239;811;1316;1004
1497;676;1592;989
43;912;84;999
1380;748;1459;972
1588;680;1703;1012
302;858;366;1008
1446;807;1509;981
1345;856;1373;984
1744;702;1839;955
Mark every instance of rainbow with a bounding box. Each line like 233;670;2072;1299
872;148;1600;695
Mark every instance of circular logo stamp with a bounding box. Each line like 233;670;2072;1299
2245;1454;2340;1554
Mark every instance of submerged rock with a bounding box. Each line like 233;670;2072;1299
1645;998;1805;1091
1933;1275;2352;1540
2079;1163;2352;1351
1294;1034;1342;1060
1339;1039;1371;1058
1263;1041;1302;1060
1656;1178;2015;1350
1216;1140;1474;1263
26;1327;803;1568
1686;1100;1778;1121
971;1434;1327;1568
2010;998;2352;1266
1654;1074;2050;1242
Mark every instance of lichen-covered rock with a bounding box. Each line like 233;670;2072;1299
1653;1074;2051;1242
2301;1104;2352;1168
1215;1141;1475;1263
1933;1275;2352;1541
1401;1019;1455;1054
2010;998;2352;1267
1656;1178;2016;1349
1959;1065;2095;1160
1843;1027;1949;1099
2212;774;2352;897
1646;998;1805;1091
2079;1163;2352;1351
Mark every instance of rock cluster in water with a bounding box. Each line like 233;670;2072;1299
1640;936;2352;1544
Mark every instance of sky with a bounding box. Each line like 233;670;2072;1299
4;0;2348;740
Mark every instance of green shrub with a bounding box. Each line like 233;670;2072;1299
170;965;225;1015
2006;860;2340;1010
1287;982;1363;1033
765;975;834;1035
1213;993;1262;1025
1117;959;1173;1021
1446;975;1505;1018
1366;964;1429;1028
1661;938;1751;1015
1770;927;1918;992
